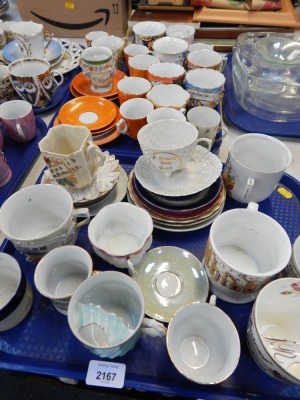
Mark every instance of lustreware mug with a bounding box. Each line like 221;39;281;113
203;202;291;303
0;150;12;188
223;133;292;203
117;76;152;105
0;100;36;143
8;58;64;108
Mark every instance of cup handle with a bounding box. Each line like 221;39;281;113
51;70;64;87
209;294;217;306
116;118;128;134
179;108;186;115
44;31;53;49
197;137;212;151
247;201;259;211
214;125;228;143
127;258;135;276
73;207;90;228
16;123;26;140
85;142;104;168
242;177;256;201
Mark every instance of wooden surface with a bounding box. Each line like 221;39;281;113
137;0;194;11
129;8;196;23
193;0;300;27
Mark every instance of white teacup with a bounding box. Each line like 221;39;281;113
152;36;188;66
85;30;108;47
128;54;160;79
147;62;185;86
0;184;90;256
167;296;240;385
188;42;213;52
11;21;52;58
34;245;93;315
88;202;153;272
137;119;210;177
223;133;292;203
147;107;186;123
186;106;228;147
91;35;126;69
39;124;104;190
203;202;292;303
0;253;33;332
166;24;195;46
68;271;145;359
186;49;224;71
123;43;150;70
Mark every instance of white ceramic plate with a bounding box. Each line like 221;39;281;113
131;246;209;322
51;39;83;75
135;146;222;197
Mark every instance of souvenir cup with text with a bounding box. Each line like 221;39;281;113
80;46;115;93
8;58;64;108
0;100;36;143
184;68;225;109
203;202;291;303
223;133;292;203
116;98;154;140
39;124;104;190
11;21;52;58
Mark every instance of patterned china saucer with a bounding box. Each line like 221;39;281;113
41;154;121;207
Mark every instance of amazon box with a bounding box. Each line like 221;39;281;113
16;0;130;38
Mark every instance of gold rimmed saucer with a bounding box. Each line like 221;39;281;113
71;70;126;98
58;96;117;132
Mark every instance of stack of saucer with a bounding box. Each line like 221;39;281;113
70;69;127;101
127;146;224;231
41;153;127;216
53;95;121;145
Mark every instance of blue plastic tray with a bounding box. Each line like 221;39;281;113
223;53;300;138
0;117;47;207
0;154;300;400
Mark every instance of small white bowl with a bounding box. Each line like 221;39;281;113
88;202;153;270
146;83;190;109
167;298;240;384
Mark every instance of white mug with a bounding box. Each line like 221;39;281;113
223;133;292;203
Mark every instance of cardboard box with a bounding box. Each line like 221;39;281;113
16;0;131;38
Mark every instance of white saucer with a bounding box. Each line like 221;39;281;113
88;167;128;216
135;146;222;197
51;40;82;76
41;154;121;207
2;39;63;64
131;246;209;323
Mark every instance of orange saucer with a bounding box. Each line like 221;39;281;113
72;70;127;99
58;96;117;131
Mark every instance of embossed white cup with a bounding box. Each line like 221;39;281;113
203;202;291;303
34;245;93;315
223;134;292;203
137;119;210;177
39;124;104;190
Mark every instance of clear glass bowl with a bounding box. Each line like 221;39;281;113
232;32;300;122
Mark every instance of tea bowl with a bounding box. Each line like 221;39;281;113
247;277;300;385
88;202;153;271
67;270;145;359
167;296;240;384
0;253;33;331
